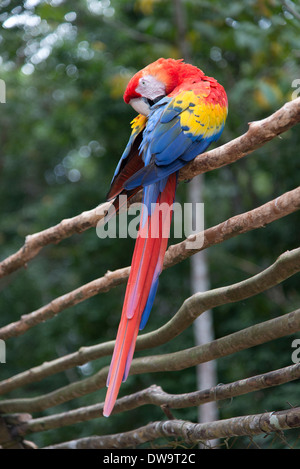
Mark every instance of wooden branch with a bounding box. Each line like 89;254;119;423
0;247;299;396
42;407;300;448
10;364;300;436
0;266;130;340
0;186;299;341
110;364;300;414
0;307;299;414
0;97;299;279
164;186;300;269
0;201;112;279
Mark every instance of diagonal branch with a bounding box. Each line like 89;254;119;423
0;97;299;279
0;187;299;341
0;200;112;280
42;407;300;448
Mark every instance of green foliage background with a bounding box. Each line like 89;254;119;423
0;0;299;448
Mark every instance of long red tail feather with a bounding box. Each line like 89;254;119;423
103;174;177;417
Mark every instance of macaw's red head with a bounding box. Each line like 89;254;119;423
123;58;204;116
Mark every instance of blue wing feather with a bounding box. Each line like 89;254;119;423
122;94;225;190
154;128;192;165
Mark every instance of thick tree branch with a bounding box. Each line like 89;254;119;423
0;200;112;280
163;186;300;268
8;364;300;437
0;97;299;279
0;307;299;414
0;187;299;341
42;407;300;448
0;247;299;396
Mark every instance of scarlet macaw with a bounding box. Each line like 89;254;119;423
104;58;227;417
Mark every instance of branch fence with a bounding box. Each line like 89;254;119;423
0;97;300;449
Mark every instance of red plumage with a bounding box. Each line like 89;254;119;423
104;173;176;417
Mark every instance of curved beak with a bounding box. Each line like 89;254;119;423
129;98;150;116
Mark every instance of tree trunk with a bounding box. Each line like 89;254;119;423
189;175;219;447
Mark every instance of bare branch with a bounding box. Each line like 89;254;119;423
0;307;299;414
9;364;300;437
0;98;299;279
0;266;130;340
0;187;299;341
163;186;300;269
42;407;300;448
0;201;112;279
112;363;300;414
